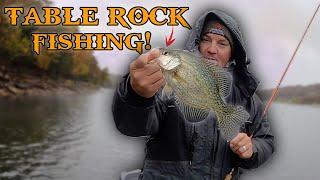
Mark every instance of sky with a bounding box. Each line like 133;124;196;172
50;0;320;89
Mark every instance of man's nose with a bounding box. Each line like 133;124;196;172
207;42;218;54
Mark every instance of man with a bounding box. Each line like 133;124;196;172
113;10;274;180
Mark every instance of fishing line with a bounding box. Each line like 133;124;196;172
263;2;320;116
247;1;320;153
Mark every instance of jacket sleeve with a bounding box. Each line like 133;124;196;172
112;74;167;137
232;94;275;169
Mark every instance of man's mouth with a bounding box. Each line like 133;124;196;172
205;57;219;64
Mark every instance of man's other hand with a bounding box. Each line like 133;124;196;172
230;133;254;159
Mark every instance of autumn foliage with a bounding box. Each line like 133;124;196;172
0;0;108;85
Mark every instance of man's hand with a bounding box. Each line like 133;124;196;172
130;48;165;98
230;133;253;159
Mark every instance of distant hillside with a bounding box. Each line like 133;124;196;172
258;84;320;104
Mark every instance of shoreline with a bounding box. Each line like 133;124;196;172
0;72;102;98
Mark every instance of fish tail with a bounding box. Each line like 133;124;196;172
216;105;250;141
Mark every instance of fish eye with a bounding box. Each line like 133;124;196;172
163;51;168;55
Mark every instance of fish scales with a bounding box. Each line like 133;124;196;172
158;48;249;140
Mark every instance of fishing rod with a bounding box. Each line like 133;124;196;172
247;1;320;142
263;2;320;116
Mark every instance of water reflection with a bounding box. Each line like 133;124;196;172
1;89;320;179
0;94;93;179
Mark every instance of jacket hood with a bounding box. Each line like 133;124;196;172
184;10;259;98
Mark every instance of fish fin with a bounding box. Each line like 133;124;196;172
161;84;174;100
174;96;209;122
216;105;250;141
163;84;173;94
202;60;232;98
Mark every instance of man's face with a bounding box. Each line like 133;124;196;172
199;33;232;67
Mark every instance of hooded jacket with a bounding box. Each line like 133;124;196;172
112;10;274;180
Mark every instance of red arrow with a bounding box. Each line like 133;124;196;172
165;27;176;47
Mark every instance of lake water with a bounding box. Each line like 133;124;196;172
0;89;319;179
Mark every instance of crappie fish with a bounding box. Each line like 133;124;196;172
157;48;249;140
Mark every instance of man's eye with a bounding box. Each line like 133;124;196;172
219;42;229;46
201;38;210;42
